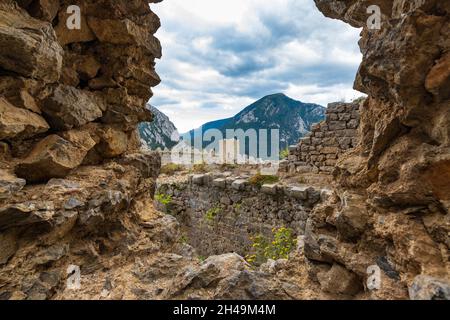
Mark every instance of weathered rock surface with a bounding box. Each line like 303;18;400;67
40;85;103;130
0;98;49;140
409;275;450;300
15;135;92;183
0;169;26;200
0;1;63;83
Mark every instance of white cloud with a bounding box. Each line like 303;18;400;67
150;0;364;133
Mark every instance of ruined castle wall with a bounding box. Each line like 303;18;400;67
157;173;328;257
286;100;361;174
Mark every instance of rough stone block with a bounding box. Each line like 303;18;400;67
409;275;450;300
0;97;49;140
287;186;308;200
231;179;247;191
192;174;205;186
261;184;278;195
212;178;226;189
317;264;362;296
328;121;347;131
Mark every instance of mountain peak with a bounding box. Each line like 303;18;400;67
185;94;326;149
266;93;287;98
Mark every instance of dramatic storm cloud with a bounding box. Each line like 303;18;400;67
150;0;363;132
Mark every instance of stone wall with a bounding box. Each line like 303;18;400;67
285;100;362;174
156;173;329;257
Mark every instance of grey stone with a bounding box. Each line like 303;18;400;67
409;275;450;300
212;178;226;189
287;186;308;200
192;174;205;186
231;179;247;191
261;184;278;195
0;170;26;200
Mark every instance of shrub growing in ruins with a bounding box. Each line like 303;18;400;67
249;174;279;187
155;193;172;206
205;205;222;222
267;227;297;260
279;148;289;160
191;163;209;173
246;227;297;266
160;163;184;175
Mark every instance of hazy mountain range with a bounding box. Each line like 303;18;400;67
139;94;325;150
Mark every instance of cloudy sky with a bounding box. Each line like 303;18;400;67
150;0;363;133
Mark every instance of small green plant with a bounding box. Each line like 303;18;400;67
279;148;289;160
179;235;189;244
155;193;172;206
204;205;221;222
198;255;206;263
266;227;297;260
245;234;270;266
248;173;279;188
160;163;184;175
245;227;297;266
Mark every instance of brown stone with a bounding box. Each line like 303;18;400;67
96;126;129;158
317;264;362;296
15;135;90;182
425;52;450;100
40;85;103;130
76;56;102;80
0;2;63;83
54;4;96;46
0;200;54;230
0;98;49;140
87;18;162;58
19;0;59;22
0;229;17;265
